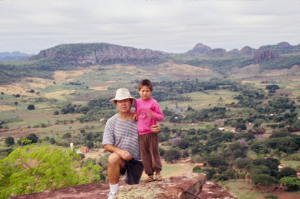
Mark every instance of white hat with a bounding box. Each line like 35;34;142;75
110;88;136;104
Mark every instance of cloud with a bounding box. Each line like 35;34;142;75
0;0;300;54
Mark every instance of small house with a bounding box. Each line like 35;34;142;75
80;146;90;153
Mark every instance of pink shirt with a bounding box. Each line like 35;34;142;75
135;98;164;135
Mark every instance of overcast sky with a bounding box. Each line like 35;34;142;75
1;0;300;54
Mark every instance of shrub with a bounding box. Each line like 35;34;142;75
216;174;228;182
163;149;181;163
5;136;14;146
234;158;252;169
27;104;35;110
83;158;96;167
265;194;278;199
159;147;165;156
192;166;202;173
193;155;204;163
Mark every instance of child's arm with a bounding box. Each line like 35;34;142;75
132;100;138;122
149;102;164;122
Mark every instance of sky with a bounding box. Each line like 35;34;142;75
1;0;300;54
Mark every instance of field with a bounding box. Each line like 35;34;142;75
2;63;300;198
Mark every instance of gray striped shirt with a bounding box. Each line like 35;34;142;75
102;114;141;160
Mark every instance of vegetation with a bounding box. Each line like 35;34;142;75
0;145;101;198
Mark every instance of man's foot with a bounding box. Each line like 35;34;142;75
145;175;154;183
107;192;117;199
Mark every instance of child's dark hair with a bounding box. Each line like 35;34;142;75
138;79;153;91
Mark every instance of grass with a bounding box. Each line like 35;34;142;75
281;161;300;169
223;180;264;199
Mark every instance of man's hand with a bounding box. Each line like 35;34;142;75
115;149;132;161
151;124;161;134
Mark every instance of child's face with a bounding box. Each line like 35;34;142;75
139;86;152;100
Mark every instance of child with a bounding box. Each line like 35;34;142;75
133;79;164;183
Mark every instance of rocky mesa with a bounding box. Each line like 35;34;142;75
29;43;163;65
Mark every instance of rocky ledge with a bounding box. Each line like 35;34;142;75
12;173;237;199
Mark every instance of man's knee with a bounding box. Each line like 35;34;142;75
108;153;123;166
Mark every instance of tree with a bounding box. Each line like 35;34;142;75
5;136;14;146
278;167;297;179
0;145;101;198
53;110;59;115
280;176;300;191
62;133;72;139
14;101;18;105
26;133;38;143
27;104;35;110
159;148;165;156
177;139;189;149
164;149;181;163
192;166;202;173
84;141;94;149
50;138;56;144
252;174;278;189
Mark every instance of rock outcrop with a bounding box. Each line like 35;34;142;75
254;49;278;62
186;43;212;56
11;173;236;199
206;48;227;57
29;43;163;65
240;46;255;55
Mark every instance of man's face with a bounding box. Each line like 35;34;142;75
116;99;132;114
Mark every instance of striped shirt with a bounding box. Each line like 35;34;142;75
102;114;141;160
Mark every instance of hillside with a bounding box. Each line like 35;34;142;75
1;41;300;84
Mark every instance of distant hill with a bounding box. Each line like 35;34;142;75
0;51;33;62
1;41;300;84
174;41;300;75
29;43;165;66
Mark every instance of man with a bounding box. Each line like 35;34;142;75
102;88;161;199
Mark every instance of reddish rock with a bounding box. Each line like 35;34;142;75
116;173;206;199
11;173;206;199
254;49;278;62
200;182;237;199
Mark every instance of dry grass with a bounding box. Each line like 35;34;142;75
43;89;76;100
0;105;20;111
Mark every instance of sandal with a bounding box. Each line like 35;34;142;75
145;175;154;183
155;175;163;181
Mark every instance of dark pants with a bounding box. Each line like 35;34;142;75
139;133;162;176
120;158;144;185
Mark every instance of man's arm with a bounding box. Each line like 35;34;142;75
104;144;132;161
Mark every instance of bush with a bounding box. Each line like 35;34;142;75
177;139;189;149
5;136;14;146
216;174;228;182
234;158;252;169
26;133;38;143
27;104;35;110
163;149;181;163
62;133;72;139
98;156;108;170
193;155;204;163
192;166;202;173
159;148;165;156
265;194;278;199
83;158;96;167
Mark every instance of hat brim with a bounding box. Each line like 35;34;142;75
110;97;136;104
